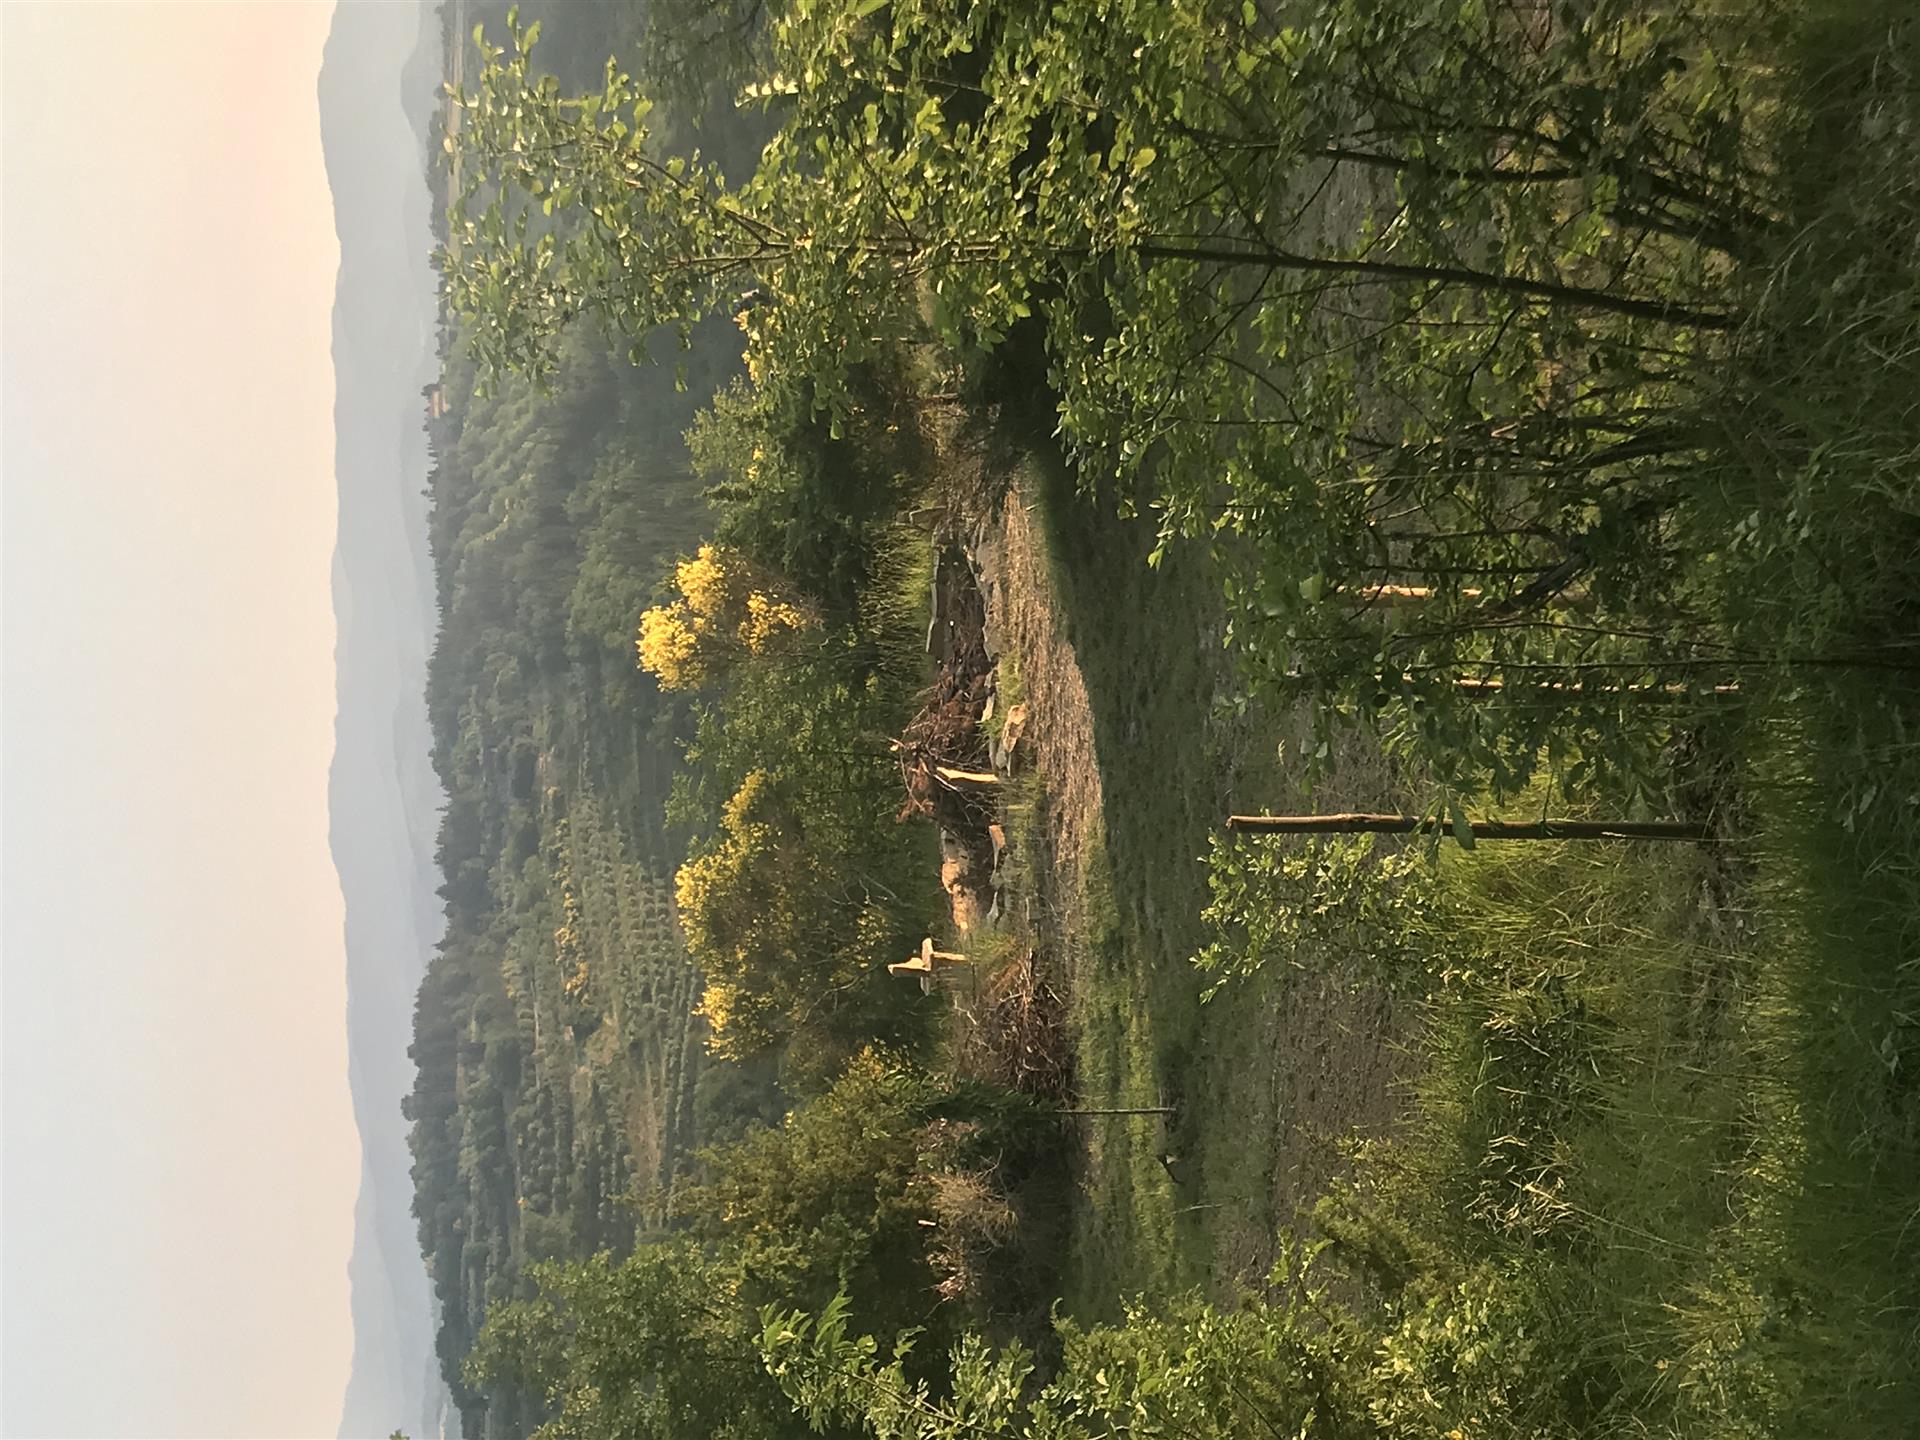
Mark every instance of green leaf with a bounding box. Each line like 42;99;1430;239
1449;802;1476;851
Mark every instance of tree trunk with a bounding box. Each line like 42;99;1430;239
1126;240;1738;330
1446;675;1740;701
1225;812;1713;842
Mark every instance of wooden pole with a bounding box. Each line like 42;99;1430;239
1447;676;1741;701
1055;1106;1176;1118
1341;583;1473;605
1225;813;1712;842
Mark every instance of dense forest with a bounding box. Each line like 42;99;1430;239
408;0;1920;1436
405;320;712;1434
403;8;749;1432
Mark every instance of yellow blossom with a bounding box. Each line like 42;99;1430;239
676;545;730;617
636;545;815;690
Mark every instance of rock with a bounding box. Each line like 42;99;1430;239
1000;702;1029;756
951;895;983;932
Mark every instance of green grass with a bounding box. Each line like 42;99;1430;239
1014;14;1919;1426
1721;706;1920;1428
1007;448;1309;1315
1656;12;1920;1415
1024;458;1208;1311
1295;745;1920;1434
962;6;1920;1430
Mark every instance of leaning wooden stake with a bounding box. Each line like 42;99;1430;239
1225;813;1712;842
889;937;973;982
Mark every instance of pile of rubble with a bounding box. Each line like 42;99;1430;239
894;544;1029;935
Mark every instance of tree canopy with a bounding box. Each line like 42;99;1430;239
448;0;1776;802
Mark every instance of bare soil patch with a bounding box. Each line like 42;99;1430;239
914;404;1418;1299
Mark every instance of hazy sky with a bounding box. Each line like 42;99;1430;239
2;4;357;1436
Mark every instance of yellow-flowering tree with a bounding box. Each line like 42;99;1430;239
676;769;915;1069
637;544;815;692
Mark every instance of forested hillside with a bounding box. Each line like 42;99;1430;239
405;324;709;1433
403;8;786;1433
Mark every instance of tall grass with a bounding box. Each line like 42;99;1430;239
1281;769;1916;1435
1700;2;1920;700
857;516;939;692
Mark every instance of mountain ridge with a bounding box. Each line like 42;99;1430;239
320;3;452;1435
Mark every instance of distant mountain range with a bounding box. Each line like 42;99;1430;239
319;3;452;1435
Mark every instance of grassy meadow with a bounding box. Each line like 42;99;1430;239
997;413;1920;1433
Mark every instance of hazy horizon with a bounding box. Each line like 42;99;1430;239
320;1;453;1434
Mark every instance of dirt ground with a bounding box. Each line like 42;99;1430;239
942;435;1420;1302
970;497;1105;949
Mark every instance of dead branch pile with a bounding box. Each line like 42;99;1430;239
898;547;995;828
921;1165;1019;1305
896;668;994;826
948;950;1072;1102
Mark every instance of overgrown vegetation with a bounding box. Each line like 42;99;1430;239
409;0;1920;1433
405;318;718;1435
1194;803;1919;1434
